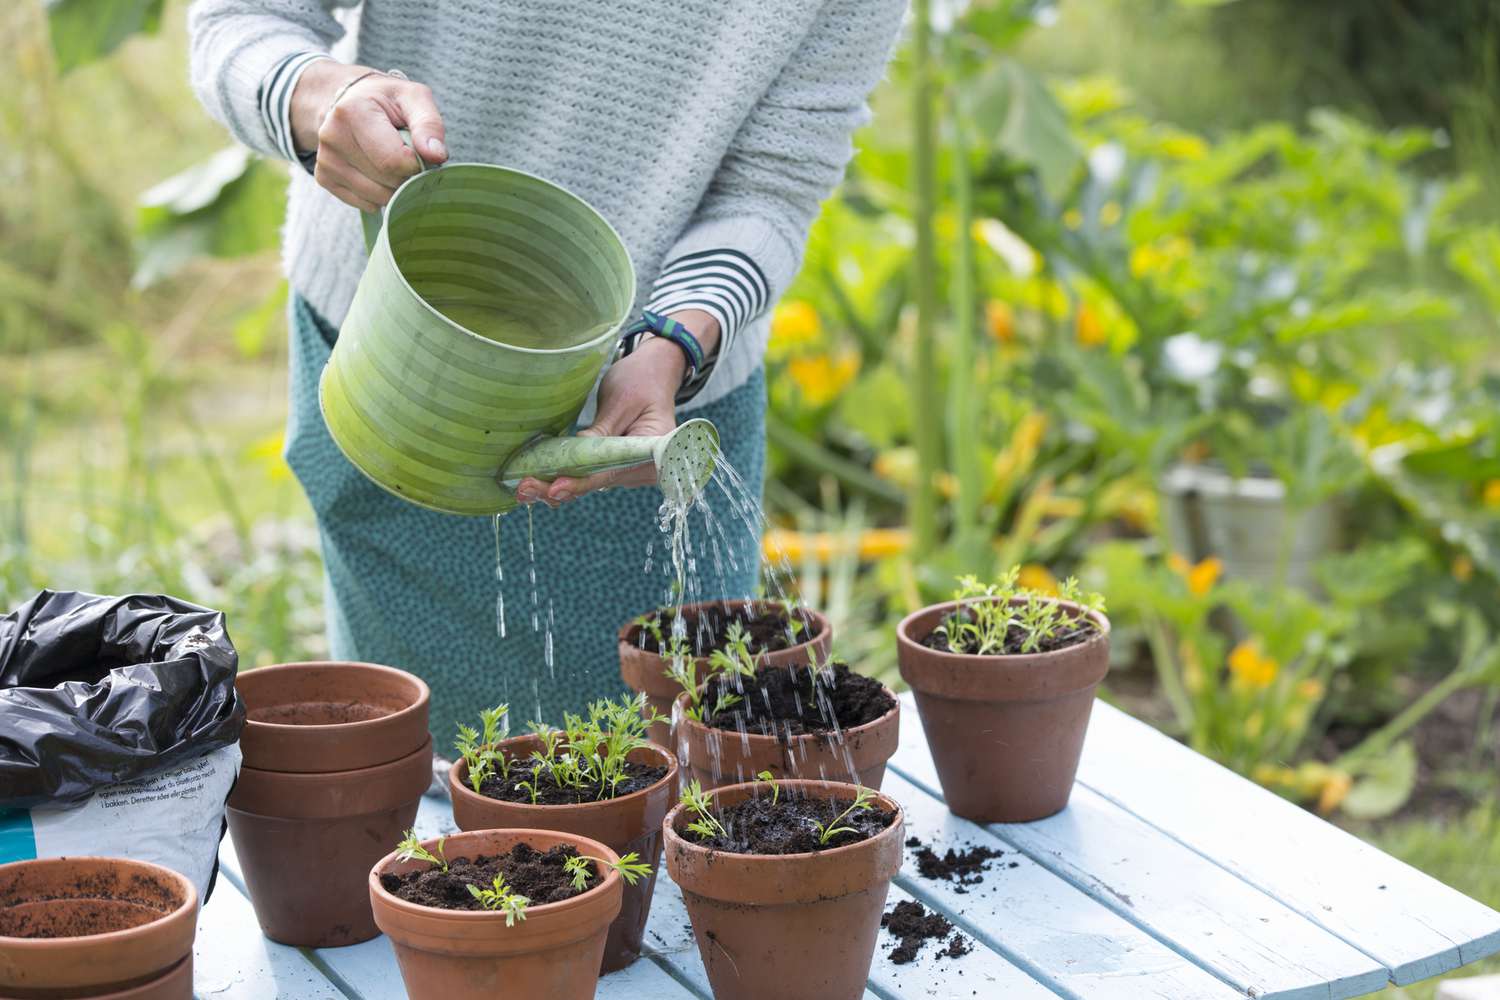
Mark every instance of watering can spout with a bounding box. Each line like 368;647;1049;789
497;418;721;507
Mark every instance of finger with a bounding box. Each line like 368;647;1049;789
326;96;420;189
514;477;551;505
314;167;381;212
392;81;448;164
546;461;655;502
317;154;398;207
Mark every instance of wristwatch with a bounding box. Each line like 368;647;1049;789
618;310;715;404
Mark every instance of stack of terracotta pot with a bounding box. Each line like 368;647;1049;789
228;660;432;947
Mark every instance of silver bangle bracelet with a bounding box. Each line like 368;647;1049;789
321;68;407;126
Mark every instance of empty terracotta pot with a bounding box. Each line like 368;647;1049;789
228;736;434;947
896;598;1111;823
370;828;624;1000
235;660;431;772
0;856;198;999
448;735;678;973
664;779;904;1000
670;686;898;791
619;601;832;746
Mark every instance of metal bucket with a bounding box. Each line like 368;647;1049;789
319;163;634;516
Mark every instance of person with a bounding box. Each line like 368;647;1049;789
187;0;907;743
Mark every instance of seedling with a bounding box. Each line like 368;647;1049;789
937;568;1105;655
562;851;653;891
813;786;877;846
755;769;781;805
454;703;510;793
466;874;530;926
682;779;728;841
457;693;662;802
395;829;449;873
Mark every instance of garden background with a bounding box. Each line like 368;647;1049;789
2;2;1498;995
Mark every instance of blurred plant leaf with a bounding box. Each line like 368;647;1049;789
134;148;286;287
1340;740;1418;820
46;0;164;74
961;58;1082;199
836;363;910;449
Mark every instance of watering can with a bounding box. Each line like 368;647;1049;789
318;142;720;516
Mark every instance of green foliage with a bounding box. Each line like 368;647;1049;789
466;874;529;926
45;0;163;74
681;780;728;842
563;852;652;891
755;769;781;806
395;830;448;874
454;704;511;794
813;786;877;846
938;567;1104;655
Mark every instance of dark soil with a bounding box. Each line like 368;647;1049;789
921;606;1099;655
700;661;894;736
478;759;668;805
631;604;818;657
882;900;971;964
685;793;897;855
906;836;1006;892
379;842;595;911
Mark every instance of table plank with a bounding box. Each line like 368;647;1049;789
879;769;1240;1000
194;871;346;999
891;702;1390;999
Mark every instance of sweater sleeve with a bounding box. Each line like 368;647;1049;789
187;0;351;160
645;0;907;357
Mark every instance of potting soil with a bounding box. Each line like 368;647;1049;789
380;842;596;911
881;899;972;964
685;793;897;855
920;608;1099;655
701;661;895;736
478;760;669;805
630;604;809;657
905;835;1006;892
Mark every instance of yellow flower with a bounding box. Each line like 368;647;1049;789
245;432;291;482
763;527;910;564
1074;304;1106;348
770;301;821;354
1062;208;1083;230
1128;236;1192;279
1159;133;1208;161
1482;479;1500;508
985;300;1016;343
1017;564;1058;595
1453;555;1474;583
1316;770;1353;816
1167;553;1192;577
1228;640;1279;689
1099;201;1122;227
787;352;858;407
1188;557;1222;596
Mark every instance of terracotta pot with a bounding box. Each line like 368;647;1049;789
0;856;197;1000
663;779;904;1000
228;737;434;947
236;660;431;773
896;598;1111;823
619;601;832;746
448;735;678;973
370;828;624;1000
669;684;898;791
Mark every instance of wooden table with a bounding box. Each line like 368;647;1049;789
195;694;1500;998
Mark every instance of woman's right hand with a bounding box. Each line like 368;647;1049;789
289;61;448;212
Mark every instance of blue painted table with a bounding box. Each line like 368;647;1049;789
194;694;1500;999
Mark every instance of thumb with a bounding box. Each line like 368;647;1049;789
394;82;447;163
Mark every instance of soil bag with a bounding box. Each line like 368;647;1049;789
0;590;245;898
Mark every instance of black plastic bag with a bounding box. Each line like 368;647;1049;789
0;590;245;809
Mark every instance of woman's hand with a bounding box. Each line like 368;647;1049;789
289;61;448;211
515;311;721;506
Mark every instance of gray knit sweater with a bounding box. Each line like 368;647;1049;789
187;0;906;410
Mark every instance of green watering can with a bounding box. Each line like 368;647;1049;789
319;147;720;516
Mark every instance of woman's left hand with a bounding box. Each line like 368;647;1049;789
514;311;719;506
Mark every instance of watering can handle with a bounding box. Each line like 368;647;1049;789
360;128;437;253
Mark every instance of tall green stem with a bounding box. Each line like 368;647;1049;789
909;0;942;557
947;107;981;568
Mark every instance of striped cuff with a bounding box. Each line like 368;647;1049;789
643;248;770;364
258;51;330;172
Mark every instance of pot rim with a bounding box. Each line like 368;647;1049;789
0;856;197;952
670;678;899;747
896;597;1111;668
368;827;622;922
662;778;903;862
237;660;431;739
617;599;831;664
449;734;678;812
375;163;634;358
